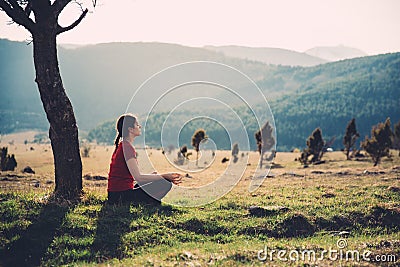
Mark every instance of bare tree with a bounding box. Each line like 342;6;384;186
0;0;95;199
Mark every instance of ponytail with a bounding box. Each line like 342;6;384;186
114;132;122;150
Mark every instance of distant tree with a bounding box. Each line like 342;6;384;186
6;154;17;171
343;118;359;160
33;133;49;144
1;147;17;171
192;129;207;166
393;120;400;156
81;145;91;158
232;143;239;163
0;0;96;199
174;145;188;166
255;121;275;167
299;150;309;165
0;147;7;171
300;128;325;165
308;128;325;163
361;118;393;166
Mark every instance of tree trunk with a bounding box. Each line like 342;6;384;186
32;31;82;198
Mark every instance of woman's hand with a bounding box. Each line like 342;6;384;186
161;172;183;185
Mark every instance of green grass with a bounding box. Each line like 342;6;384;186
0;173;399;267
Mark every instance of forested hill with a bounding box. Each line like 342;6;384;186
268;53;400;151
88;53;400;151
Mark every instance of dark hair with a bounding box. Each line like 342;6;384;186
114;114;137;150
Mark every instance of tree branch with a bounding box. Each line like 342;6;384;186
24;0;31;17
0;0;35;32
0;1;13;15
6;0;23;9
56;8;88;34
52;0;71;14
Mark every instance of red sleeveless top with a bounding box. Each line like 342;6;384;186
108;141;137;192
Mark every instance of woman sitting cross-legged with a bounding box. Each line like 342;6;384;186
107;113;182;205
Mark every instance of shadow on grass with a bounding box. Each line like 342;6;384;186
0;201;73;267
0;193;182;266
90;202;180;263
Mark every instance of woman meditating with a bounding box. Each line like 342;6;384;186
108;114;182;204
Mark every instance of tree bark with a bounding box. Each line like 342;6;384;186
32;29;82;199
346;150;350;160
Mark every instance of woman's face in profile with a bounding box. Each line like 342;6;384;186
131;121;142;137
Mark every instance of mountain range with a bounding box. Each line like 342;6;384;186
304;45;368;62
204;44;368;66
0;38;398;151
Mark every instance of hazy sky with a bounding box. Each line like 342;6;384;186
1;0;399;55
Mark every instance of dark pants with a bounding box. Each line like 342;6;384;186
108;180;172;205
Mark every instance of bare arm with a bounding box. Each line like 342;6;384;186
126;158;182;185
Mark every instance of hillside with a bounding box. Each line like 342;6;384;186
269;53;400;151
0;39;272;132
0;39;48;132
1;39;399;151
88;53;400;151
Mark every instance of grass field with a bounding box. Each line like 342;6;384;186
0;136;399;266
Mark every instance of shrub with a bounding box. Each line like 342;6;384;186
1;147;17;171
361;118;392;166
299;128;325;165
